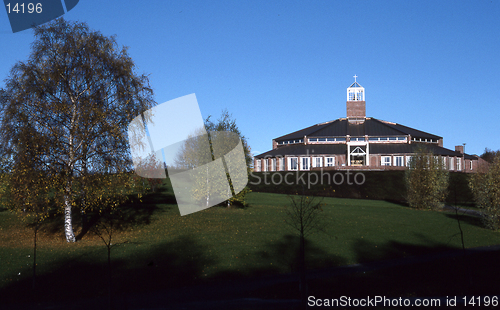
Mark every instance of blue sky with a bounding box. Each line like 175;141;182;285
1;0;499;157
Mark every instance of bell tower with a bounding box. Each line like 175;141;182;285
346;75;366;124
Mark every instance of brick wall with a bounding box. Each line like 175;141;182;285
346;100;366;119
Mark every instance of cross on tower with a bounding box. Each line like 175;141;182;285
353;74;358;82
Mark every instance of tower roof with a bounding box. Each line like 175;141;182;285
348;81;363;88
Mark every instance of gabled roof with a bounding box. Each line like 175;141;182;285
348;82;363;88
274;118;442;141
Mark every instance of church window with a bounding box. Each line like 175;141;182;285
394;156;404;166
300;157;310;170
255;160;261;172
312;157;323;168
325;157;335;167
381;156;391;166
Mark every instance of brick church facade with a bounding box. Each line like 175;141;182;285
254;77;481;173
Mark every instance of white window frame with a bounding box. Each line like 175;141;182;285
394;156;404;167
300;157;310;171
325;157;335;167
288;157;298;171
255;160;261;172
457;157;462;171
278;157;285;171
270;158;276;171
312;157;323;168
449;157;454;170
381;156;391;166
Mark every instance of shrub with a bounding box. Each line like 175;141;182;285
469;157;500;230
405;150;449;210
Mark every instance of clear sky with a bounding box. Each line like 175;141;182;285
1;0;499;157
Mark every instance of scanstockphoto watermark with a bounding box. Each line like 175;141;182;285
249;169;366;189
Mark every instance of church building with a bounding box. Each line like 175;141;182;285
254;76;480;172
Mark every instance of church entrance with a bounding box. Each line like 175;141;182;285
351;155;365;166
347;144;368;167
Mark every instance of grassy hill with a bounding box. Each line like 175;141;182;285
0;178;499;308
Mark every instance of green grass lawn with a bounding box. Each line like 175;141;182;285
0;179;499;306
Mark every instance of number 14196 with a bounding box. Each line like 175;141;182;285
5;3;43;14
462;296;498;307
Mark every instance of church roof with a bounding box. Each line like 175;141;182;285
255;143;347;158
370;143;476;159
275;118;441;141
255;142;476;159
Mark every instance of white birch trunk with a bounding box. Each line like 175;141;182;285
64;192;76;242
206;166;209;207
64;97;77;243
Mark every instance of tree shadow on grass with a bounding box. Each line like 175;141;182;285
306;236;500;300
4;230;499;309
347;236;500;297
1;234;216;309
352;233;459;264
257;234;346;274
74;194;163;241
207;234;481;302
32;184;177;241
444;212;485;229
207;234;348;302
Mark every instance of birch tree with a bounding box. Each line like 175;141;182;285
174;111;251;207
0;18;155;242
